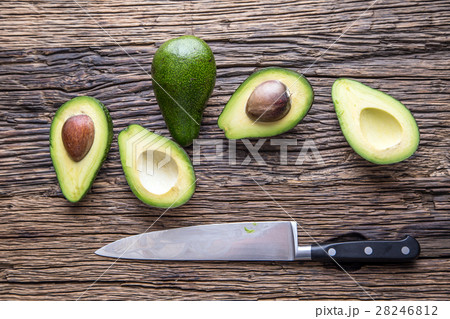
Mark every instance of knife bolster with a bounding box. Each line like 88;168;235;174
295;245;312;260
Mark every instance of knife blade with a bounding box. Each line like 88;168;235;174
95;221;420;262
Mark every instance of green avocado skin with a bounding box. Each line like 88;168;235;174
50;96;113;202
151;36;216;147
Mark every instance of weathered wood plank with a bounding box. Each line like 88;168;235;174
1;259;449;300
0;0;449;300
0;0;449;52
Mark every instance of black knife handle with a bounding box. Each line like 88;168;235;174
310;236;420;263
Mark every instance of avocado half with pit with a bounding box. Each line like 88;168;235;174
332;78;419;164
50;96;113;202
218;67;314;139
118;124;196;208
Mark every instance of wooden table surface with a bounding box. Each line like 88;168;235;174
0;0;449;300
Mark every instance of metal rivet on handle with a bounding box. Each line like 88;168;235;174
401;246;410;255
364;246;373;255
328;248;336;257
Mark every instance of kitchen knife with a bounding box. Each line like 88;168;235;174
96;221;420;262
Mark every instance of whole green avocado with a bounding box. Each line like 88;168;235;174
151;35;216;146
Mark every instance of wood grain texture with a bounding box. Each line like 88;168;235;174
0;0;449;300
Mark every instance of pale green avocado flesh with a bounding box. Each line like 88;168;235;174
118;124;196;208
218;67;314;139
332;79;419;164
50;96;113;202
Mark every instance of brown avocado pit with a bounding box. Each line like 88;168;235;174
62;114;95;162
245;80;291;122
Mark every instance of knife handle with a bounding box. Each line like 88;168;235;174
310;236;420;263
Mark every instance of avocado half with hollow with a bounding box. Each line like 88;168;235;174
50;96;113;202
332;78;419;164
218;67;314;139
118;124;196;208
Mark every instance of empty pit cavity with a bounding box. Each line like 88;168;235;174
360;107;402;150
137;150;178;195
